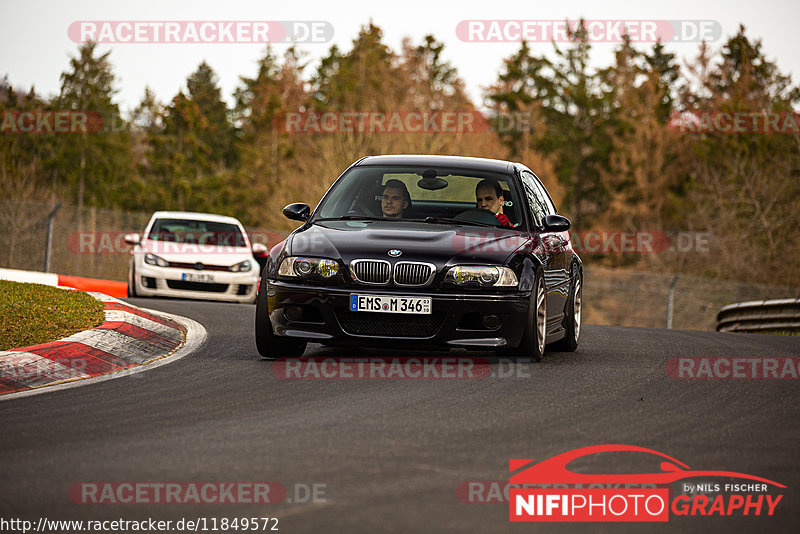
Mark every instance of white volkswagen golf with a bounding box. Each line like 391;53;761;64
125;211;266;303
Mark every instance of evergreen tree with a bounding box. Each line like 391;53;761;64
53;42;132;211
140;61;239;211
233;47;309;227
184;61;238;168
599;37;683;232
486;21;614;227
311;23;398;111
680;26;800;283
644;41;680;123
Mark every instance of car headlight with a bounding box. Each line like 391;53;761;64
278;257;339;278
230;260;252;272
445;265;518;287
144;253;169;267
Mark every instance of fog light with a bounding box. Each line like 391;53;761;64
285;305;303;321
481;314;501;330
236;284;251;296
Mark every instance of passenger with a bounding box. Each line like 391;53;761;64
381;179;411;219
475;179;512;227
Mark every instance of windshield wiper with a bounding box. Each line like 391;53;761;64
315;216;386;222
413;217;497;228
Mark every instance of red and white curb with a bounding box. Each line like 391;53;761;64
0;292;207;400
0;267;127;297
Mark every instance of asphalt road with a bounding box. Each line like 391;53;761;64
1;297;798;533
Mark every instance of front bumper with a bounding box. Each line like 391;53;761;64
264;279;531;349
134;263;258;303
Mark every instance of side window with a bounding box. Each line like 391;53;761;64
532;175;557;215
520;171;548;227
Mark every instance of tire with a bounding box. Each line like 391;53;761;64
506;268;546;361
552;266;582;352
255;277;307;360
127;264;138;298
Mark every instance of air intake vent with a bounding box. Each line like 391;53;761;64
336;310;444;337
166;280;229;293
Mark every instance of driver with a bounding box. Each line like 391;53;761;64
381;179;411;219
475;179;512;227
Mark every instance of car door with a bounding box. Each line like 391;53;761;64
519;170;573;333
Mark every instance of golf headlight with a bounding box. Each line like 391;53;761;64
445;265;518;287
144;253;169;267
278;257;339;278
230;260;252;272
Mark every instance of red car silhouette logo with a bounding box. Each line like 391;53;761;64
509;444;785;487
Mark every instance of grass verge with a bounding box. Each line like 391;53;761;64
0;280;105;350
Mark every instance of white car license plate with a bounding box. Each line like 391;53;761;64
350;294;431;314
182;272;215;283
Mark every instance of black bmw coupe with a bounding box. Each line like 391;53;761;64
255;155;582;360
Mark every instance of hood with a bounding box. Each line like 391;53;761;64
287;220;529;266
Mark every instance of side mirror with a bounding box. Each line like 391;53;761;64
283;203;310;222
124;233;141;245
543;214;571;232
252;243;268;255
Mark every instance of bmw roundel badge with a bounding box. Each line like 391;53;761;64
388;249;402;257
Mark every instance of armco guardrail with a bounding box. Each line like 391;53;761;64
716;298;800;333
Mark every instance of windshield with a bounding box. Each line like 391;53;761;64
314;165;526;229
147;218;248;247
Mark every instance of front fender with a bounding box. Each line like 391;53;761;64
265;240;287;279
517;257;542;293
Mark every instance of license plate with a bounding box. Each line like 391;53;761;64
182;272;215;283
350;294;432;314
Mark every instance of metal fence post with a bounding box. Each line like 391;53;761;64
666;274;680;329
43;202;62;273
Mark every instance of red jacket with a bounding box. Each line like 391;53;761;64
495;212;512;227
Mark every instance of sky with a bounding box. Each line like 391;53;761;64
1;0;799;114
